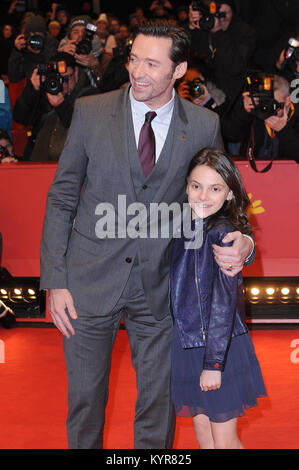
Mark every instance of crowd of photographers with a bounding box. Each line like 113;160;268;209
0;0;299;166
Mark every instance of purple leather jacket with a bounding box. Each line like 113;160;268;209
170;216;248;372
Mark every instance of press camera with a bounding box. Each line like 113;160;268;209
37;60;67;95
76;22;97;55
27;33;45;52
0;145;10;161
191;1;226;31
245;73;284;120
187;78;205;99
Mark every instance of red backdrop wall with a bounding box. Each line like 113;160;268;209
0;160;298;279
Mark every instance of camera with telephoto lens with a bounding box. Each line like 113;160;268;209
0;145;10;161
191;1;226;31
245;73;284;120
76;22;97;55
187;77;205;98
27;33;45;52
37;60;67;95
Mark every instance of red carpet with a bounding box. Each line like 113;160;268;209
0;327;298;449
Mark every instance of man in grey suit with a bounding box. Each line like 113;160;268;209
40;21;254;449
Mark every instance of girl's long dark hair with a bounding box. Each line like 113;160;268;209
187;147;253;235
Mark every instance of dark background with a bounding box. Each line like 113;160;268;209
40;0;188;23
99;1;186;22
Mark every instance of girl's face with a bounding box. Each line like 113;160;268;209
187;164;233;219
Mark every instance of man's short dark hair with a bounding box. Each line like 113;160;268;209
135;20;191;66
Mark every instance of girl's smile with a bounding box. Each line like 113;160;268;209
187;165;233;219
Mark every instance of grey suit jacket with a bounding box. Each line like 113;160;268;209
40;86;223;318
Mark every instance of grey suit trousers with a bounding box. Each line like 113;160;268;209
62;260;176;449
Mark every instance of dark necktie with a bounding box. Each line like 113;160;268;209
138;111;157;177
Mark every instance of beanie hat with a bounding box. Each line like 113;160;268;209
24;14;47;36
96;13;108;24
69;15;91;31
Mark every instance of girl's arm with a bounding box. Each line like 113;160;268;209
203;230;239;373
203;262;238;372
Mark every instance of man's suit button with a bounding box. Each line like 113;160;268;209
125;257;132;263
142;184;148;189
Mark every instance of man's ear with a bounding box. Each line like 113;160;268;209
285;95;291;107
173;61;187;80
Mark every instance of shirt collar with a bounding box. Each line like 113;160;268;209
129;86;175;122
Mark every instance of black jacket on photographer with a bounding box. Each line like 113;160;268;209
13;61;99;161
7;15;58;83
221;92;299;163
188;1;256;104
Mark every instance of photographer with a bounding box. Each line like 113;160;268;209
95;13;117;55
271;34;299;91
0;79;12;136
187;0;256;103
176;58;227;114
7;14;58;83
58;15;107;88
0;129;18;163
13;51;99;161
221;74;299;163
0;24;15;85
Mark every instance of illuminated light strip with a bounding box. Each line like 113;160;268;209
246;319;299;323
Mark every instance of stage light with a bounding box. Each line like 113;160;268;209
23;288;37;303
10;288;23;303
281;287;290;295
244;277;299;325
0;276;45;319
247;287;261;305
251;287;260;296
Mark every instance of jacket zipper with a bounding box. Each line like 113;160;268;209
194;253;206;342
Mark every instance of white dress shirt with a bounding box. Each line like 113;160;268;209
129;87;175;161
129;87;254;259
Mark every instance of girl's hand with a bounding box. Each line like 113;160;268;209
200;370;221;391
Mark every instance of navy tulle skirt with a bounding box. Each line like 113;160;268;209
171;324;267;423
